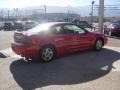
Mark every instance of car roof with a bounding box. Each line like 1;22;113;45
27;22;70;33
36;22;71;28
40;22;70;26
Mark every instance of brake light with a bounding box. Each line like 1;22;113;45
14;31;32;44
20;36;32;44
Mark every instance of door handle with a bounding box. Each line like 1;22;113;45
54;38;64;42
73;37;78;40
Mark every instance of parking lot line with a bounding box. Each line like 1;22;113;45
0;48;20;58
104;46;120;52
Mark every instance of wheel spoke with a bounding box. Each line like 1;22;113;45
96;40;103;50
41;47;54;61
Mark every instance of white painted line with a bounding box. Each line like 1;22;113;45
112;60;120;71
0;48;20;58
104;46;120;52
104;46;120;71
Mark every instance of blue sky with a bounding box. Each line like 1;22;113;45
0;0;119;8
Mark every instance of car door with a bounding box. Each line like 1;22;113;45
50;25;73;54
72;24;94;49
63;24;93;51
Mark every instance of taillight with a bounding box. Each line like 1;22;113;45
14;31;32;44
20;36;32;44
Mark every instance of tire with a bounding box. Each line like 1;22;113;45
94;39;103;51
40;46;56;62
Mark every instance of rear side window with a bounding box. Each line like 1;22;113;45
51;26;64;34
63;24;85;34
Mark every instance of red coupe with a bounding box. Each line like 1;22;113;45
12;22;107;62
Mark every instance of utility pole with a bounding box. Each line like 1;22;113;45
91;1;95;25
13;8;18;21
68;10;70;22
44;5;46;18
1;9;3;22
98;0;104;33
7;9;9;21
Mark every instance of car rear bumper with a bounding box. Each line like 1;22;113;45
11;42;39;59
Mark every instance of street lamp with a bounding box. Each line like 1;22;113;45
44;5;46;18
13;8;18;21
91;1;95;25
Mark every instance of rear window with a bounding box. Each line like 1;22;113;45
113;24;120;29
27;23;52;33
109;23;120;29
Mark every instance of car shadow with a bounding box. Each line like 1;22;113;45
10;48;120;90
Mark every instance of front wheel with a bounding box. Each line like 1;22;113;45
40;46;55;62
94;39;103;51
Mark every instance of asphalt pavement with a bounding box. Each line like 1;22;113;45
0;31;13;50
0;31;120;90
